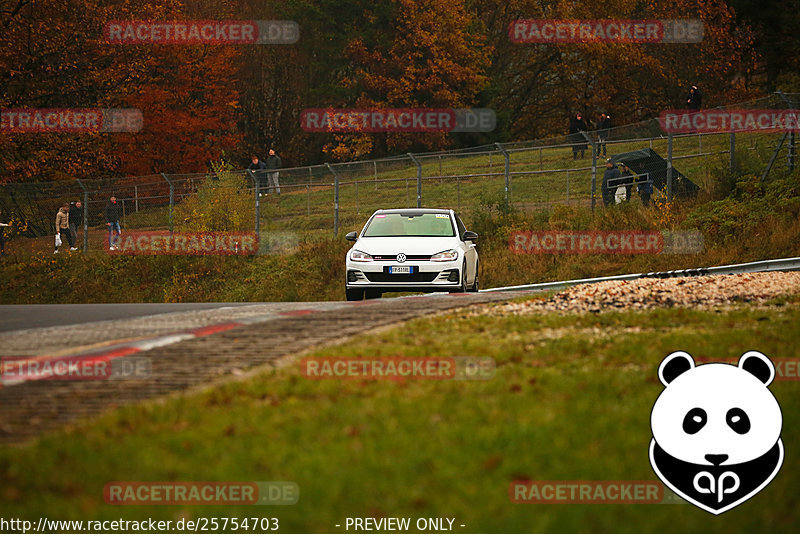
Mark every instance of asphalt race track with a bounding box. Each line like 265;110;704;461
0;293;525;444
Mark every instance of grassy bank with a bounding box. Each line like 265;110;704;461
1;297;798;532
1;168;798;304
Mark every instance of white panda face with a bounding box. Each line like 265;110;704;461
651;355;782;465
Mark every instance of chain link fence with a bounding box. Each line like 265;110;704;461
1;93;798;253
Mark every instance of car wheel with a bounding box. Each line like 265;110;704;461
364;289;382;299
346;288;364;301
468;259;479;292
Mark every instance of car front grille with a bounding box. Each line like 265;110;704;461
363;271;440;283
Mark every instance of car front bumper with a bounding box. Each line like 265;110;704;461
345;259;462;291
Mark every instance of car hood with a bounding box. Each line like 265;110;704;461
353;236;459;256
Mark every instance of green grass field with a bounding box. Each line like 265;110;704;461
1;297;798;532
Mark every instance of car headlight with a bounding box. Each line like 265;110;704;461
350;249;373;262
430;249;458;262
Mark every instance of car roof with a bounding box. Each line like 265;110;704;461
373;208;453;215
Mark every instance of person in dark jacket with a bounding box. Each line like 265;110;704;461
687;85;702;111
619;163;634;202
265;149;282;195
0;208;9;256
68;201;83;247
104;196;122;250
248;156;268;196
569;112;588;159
601;159;620;207
597;113;612;157
637;173;653;207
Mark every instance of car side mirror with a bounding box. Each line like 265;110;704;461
462;231;478;241
345;231;358;242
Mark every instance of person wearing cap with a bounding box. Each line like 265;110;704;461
602;159;619;207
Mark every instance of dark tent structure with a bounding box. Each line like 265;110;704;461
609;148;700;198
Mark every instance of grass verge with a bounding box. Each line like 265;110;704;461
1;298;798;532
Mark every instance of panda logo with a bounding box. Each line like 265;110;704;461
649;351;784;515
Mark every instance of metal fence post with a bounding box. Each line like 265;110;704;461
408;153;422;208
667;134;674;202
761;132;788;183
76;179;89;253
326;163;339;236
495;142;510;203
161;173;174;232
247;170;260;238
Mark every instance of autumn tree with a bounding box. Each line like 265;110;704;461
0;0;244;182
473;0;760;138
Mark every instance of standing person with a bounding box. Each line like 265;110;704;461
601;159;620;207
265;148;282;195
638;172;653;207
0;208;9;256
687;85;702;111
104;196;122;250
619;163;634;202
69;200;83;248
597;113;612;157
54;204;75;253
247;155;267;196
568;112;588;159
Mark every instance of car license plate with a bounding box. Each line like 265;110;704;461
390;266;412;274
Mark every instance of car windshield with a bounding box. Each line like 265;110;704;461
362;213;455;237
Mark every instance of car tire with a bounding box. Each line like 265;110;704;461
468;260;479;292
364;289;382;299
346;288;364;301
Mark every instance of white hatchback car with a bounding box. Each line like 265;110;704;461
345;208;479;300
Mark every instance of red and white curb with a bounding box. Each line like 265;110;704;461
0;322;246;387
1;293;494;387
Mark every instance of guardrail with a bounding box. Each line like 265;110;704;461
482;257;800;293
